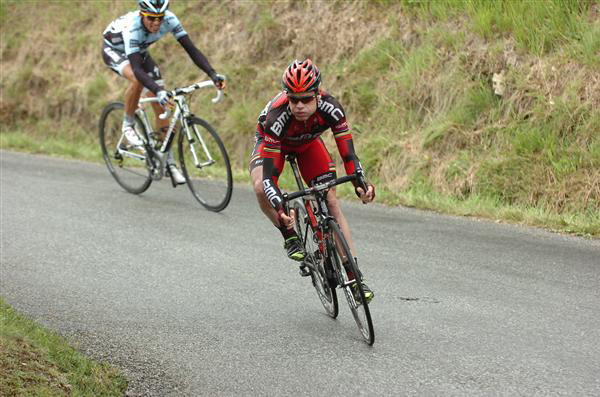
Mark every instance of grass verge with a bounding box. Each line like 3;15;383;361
2;135;599;238
0;298;127;396
1;132;101;164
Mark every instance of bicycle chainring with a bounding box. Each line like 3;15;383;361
147;149;165;180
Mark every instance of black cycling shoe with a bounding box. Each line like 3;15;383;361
284;236;305;262
360;282;374;303
343;258;373;303
351;281;374;304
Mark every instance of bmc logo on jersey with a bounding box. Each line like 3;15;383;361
318;101;344;121
270;109;292;136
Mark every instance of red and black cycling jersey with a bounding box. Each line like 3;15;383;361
251;90;363;211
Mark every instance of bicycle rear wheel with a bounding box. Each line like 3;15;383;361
292;200;338;318
327;219;374;345
178;117;233;212
99;102;152;194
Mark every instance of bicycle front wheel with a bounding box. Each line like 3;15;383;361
327;219;374;345
292;200;338;318
99;102;152;194
178;117;233;212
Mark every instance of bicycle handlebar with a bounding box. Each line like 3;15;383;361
139;77;226;118
171;79;224;104
284;174;358;202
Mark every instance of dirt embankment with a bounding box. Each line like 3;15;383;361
1;1;598;229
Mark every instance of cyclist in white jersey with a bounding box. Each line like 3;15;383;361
102;0;225;184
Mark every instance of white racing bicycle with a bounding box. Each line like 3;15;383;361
99;79;233;212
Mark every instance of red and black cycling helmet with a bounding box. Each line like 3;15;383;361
281;59;321;94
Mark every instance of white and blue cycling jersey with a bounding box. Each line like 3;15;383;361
103;10;187;56
102;9;217;95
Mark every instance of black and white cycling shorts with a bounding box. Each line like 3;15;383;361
102;44;163;88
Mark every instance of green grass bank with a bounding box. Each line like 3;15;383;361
0;298;127;396
1;0;598;236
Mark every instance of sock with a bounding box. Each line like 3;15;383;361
279;225;297;241
166;150;175;166
124;114;135;127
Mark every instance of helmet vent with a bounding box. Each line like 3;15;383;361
282;58;321;93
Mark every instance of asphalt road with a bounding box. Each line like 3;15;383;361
1;150;599;396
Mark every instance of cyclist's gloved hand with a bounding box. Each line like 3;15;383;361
356;183;376;203
156;90;171;107
355;170;375;203
211;73;227;90
277;208;296;229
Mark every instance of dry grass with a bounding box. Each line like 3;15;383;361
1;0;598;234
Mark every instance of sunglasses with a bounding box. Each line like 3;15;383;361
288;94;316;104
142;12;164;22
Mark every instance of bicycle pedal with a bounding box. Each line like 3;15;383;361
298;265;310;277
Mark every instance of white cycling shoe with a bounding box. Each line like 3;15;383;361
123;125;143;147
167;164;186;185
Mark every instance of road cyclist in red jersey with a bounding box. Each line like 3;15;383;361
249;59;376;302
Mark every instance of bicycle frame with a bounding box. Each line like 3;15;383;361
286;157;326;257
281;154;375;343
282;154;375;344
122;80;224;180
284;155;357;276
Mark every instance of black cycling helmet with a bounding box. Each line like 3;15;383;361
282;59;321;94
138;0;169;14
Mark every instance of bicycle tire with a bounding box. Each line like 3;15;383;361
292;200;338;318
178;117;233;212
327;219;374;345
99;102;152;194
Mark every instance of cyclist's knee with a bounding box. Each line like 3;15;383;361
122;64;140;84
327;192;342;215
131;79;144;92
254;183;266;199
253;179;267;201
125;79;144;96
330;205;344;222
251;167;264;195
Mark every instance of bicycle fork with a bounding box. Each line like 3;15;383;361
181;118;216;169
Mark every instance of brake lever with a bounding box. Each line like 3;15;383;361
355;171;369;204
